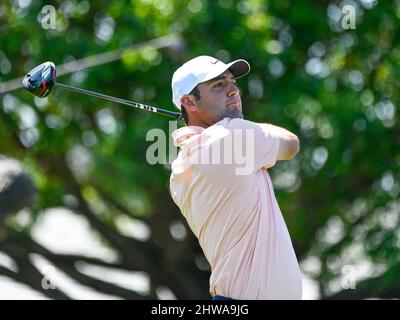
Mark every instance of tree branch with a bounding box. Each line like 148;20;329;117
324;262;400;299
2;227;158;299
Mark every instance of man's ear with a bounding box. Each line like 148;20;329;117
180;95;198;112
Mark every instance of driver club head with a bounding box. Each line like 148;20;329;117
22;61;56;98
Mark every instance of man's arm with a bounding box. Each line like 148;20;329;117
261;124;300;160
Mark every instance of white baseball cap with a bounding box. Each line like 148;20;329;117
171;55;250;110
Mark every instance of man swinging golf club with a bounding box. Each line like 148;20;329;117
169;56;302;300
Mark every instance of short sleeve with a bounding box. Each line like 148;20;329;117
227;118;280;171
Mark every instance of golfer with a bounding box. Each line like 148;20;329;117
169;56;302;300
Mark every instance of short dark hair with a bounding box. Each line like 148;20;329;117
180;86;201;125
189;86;201;100
181;105;189;124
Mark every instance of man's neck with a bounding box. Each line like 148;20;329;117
187;119;209;128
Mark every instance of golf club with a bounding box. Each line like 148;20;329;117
22;61;183;120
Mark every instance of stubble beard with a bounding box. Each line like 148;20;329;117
221;108;243;120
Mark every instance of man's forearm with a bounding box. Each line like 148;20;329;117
258;123;300;160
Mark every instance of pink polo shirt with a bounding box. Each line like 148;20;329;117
169;117;302;300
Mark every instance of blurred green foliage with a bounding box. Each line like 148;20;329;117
0;0;399;299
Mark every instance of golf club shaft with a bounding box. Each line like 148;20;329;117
54;83;182;119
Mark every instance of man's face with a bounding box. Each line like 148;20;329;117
192;70;243;126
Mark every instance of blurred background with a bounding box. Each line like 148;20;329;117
0;0;399;300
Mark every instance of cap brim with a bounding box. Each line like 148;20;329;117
226;59;250;79
201;59;251;84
